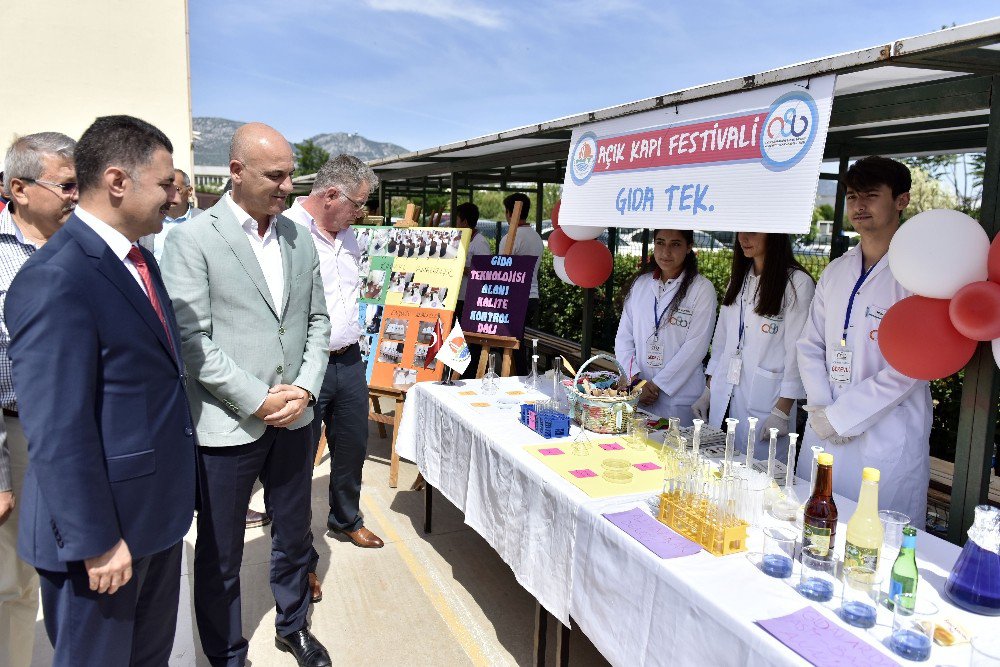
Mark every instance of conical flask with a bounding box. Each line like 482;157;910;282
944;505;1000;616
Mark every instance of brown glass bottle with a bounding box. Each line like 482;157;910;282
802;452;838;558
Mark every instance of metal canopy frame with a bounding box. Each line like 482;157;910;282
297;19;1000;542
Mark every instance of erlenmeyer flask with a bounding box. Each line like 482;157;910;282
944;505;1000;616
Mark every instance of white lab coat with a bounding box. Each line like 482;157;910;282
796;244;932;523
615;272;718;425
706;268;815;460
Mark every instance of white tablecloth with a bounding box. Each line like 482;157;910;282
395;377;990;666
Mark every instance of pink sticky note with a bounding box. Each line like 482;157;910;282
570;469;597;479
633;462;661;471
539;448;565;456
599;443;624;451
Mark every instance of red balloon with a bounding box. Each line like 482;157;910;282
878;296;977;380
564;240;613;288
548;228;576;257
551;199;561;228
988;233;1000;284
950;281;1000;341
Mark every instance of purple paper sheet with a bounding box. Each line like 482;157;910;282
756;607;899;667
602;507;701;559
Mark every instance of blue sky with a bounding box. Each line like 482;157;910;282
190;2;999;153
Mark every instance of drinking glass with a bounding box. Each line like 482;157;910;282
839;566;881;629
889;593;937;662
971;635;1000;666
879;511;909;555
797;545;838;603
760;528;796;579
627;415;649;451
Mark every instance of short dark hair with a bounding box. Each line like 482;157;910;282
456;202;479;229
75;115;173;195
844;156;911;199
503;192;530;221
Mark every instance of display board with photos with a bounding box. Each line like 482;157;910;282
353;226;471;387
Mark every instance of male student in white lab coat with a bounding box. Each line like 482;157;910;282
797;156;932;525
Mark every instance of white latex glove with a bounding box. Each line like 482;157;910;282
759;407;790;441
802;404;838;441
691;386;710;420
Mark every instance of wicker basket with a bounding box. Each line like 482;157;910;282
563;354;640;434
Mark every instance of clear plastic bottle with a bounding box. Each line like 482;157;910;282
844;468;884;571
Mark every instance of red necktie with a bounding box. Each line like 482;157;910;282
127;246;173;349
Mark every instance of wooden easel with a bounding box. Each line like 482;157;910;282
394;202;421;227
464;331;520;378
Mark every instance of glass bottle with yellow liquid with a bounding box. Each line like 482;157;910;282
844;467;884;570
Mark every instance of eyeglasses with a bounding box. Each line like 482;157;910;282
21;178;78;195
339;191;367;212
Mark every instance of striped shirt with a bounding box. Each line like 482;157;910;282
0;206;36;491
0;206;38;411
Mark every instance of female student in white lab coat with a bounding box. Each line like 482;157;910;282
797;156;932;523
694;233;815;460
615;229;718;425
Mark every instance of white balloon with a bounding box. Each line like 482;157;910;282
552;255;575;285
888;209;988;299
561;224;604;241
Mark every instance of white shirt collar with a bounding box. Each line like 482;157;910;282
224;192;277;242
165;205;193;223
74;206;135;261
0;206;33;247
287;197;343;248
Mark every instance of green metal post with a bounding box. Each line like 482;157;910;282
450;173;458;226
422;177;428;224
581;288;594;361
536;182;543;236
640;229;650;270
948;74;1000;544
830;154;850;260
604;228;618;349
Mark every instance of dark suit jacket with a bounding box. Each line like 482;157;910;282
5;214;196;572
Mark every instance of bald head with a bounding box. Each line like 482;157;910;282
229;122;295;225
229;122;291;163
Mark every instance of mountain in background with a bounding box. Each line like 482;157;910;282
192;117;408;167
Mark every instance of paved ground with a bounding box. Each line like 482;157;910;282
29;415;610;666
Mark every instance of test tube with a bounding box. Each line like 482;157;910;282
745;416;758;469
724;418;738;476
766;427;779;481
691;418;704;459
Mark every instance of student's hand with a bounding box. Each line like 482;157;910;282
802;405;846;443
85;539;132;595
691;387;711;420
639;381;660;406
759;407;790;440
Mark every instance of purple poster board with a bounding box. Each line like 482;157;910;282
460;255;537;339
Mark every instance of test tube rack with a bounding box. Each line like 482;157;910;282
657;490;748;556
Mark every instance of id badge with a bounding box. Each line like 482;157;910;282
645;335;665;368
830;348;853;383
726;354;742;385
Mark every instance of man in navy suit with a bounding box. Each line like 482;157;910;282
4;115;196;666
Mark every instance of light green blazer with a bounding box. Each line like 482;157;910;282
160;199;331;446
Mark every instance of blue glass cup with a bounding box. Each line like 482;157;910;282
890;593;937;662
839;566;881;629
760;527;796;579
797;545;838;603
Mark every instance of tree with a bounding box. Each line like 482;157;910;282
907;164;958;216
294;139;330;176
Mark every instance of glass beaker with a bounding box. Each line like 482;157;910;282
797;545;837;603
482;352;499;396
944;504;1000;616
760;527;796;579
890;593;937;662
840;566;881;629
627;415;649;451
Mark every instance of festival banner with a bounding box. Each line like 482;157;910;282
352;226;470;386
460;254;536;338
560;75;836;233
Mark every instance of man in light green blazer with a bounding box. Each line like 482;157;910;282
160;123;332;667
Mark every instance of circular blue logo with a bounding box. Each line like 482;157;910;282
759;91;819;172
570;132;598;185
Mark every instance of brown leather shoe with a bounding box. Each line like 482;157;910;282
245;508;271;530
335;526;384;548
308;572;322;603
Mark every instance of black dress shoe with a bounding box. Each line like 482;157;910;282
275;629;331;666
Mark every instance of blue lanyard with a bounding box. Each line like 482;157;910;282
737;276;750;353
842;257;875;345
653;280;680;333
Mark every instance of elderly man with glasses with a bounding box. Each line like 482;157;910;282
283;155;383;607
0;131;77;667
